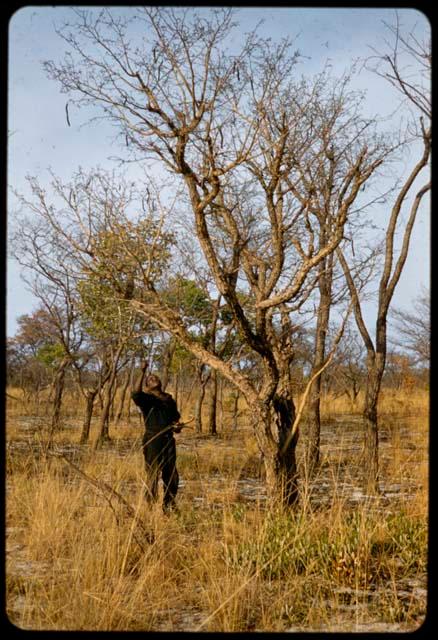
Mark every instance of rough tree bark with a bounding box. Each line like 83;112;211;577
160;337;176;391
115;361;134;423
50;356;70;432
267;378;299;506
80;388;99;444
195;363;210;434
207;369;218;436
231;389;240;431
94;345;124;448
306;253;334;477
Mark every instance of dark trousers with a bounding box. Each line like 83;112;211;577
142;430;179;509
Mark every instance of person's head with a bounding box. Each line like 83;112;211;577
145;374;162;392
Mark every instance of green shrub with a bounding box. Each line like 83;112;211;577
225;508;427;588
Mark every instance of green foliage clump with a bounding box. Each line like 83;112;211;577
77;218;175;339
225;509;427;588
382;511;428;575
35;342;66;368
163;276;212;326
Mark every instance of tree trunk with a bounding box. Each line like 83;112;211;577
306;379;322;478
94;347;123;449
362;350;385;494
195;383;206;434
346;380;360;409
251;355;300;508
218;376;224;431
195;364;210;434
50;357;69;432
126;362;136;423
306;254;333;478
94;380;114;448
97;388;104;411
109;382;117;421
231;390;240;431
207;369;218;435
258;393;300;507
80;388;98;444
160;338;176;391
115;365;132;423
173;368;180;406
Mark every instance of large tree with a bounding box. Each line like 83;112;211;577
337;20;430;493
41;7;397;505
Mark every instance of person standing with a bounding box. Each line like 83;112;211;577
131;362;181;512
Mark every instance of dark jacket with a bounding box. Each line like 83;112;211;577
131;390;180;434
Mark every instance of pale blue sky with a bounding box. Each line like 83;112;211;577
7;6;431;337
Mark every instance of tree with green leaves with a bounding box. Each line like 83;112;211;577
7;309;62;404
14;169;176;446
10;206;83;434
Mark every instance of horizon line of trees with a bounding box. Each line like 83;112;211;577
6;289;430;431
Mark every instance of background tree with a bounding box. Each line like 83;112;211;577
9;197;83;434
305;236;381;475
337;21;430;493
390;288;430;369
7;310;60;405
12;169;175;445
72;342;112;444
161;275;214;430
114;359;136;424
161;276;238;434
324;326;367;408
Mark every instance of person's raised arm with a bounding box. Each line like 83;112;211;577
132;360;148;396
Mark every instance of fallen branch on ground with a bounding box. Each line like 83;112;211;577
48;450;154;552
6;392;21;401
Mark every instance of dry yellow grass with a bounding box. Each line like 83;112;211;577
317;385;429;419
6;384;428;632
